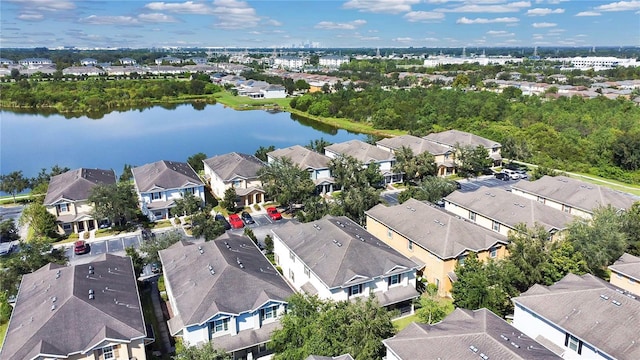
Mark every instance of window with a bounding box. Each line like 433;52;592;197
565;333;582;354
563;205;572;214
388;274;401;286
492;220;500;232
469;212;476;221
304;266;310;278
58;203;68;212
262;305;278;320
490;247;498;258
232;180;242;188
102;346;115;360
213;318;229;333
258;343;268;353
349;284;362;297
289;250;295;263
408;240;413;251
537;196;545;203
630;278;636;284
183;187;195;195
152;192;162;200
387;228;393;239
458;255;466;266
289;269;295;283
62;223;72;231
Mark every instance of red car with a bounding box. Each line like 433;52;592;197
228;214;244;229
266;207;282;221
74;240;89;255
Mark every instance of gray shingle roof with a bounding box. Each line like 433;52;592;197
271;215;419;289
383;308;561;360
43;168;116;205
203;152;265;182
366;199;508;260
424;129;501;149
159;234;293;332
512;176;638;214
132;160;202;193
444;186;575;233
513;273;640;360
376;134;451;156
325;139;394;163
0;254;146;360
609;253;640;282
267;145;331;170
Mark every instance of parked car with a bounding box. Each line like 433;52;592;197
215;214;231;230
151;262;161;274
241;211;255;225
501;169;521;180
74;240;89;255
228;214;244;229
141;228;155;240
516;170;528;179
266;207;282;221
494;172;510;181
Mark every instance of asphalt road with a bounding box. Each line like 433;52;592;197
458;176;523;193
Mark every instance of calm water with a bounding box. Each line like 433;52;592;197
0;104;365;178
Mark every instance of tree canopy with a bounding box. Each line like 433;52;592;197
89;182;139;227
0;171;30;203
258;157;315;210
138;230;183;265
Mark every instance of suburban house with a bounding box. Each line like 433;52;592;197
511;175;638;219
159;233;294;359
155;56;183;65
324;139;402;185
271;215;420;315
512;273;640;359
132;160;205;221
609;253;640;296
237;80;287;99
443;186;576;240
273;56;306;70
383;308;561;360
203;152;266;207
267;145;334;194
376;134;456;177
18;57;53;68
423;129;503;167
118;57;136;65
62;66;106;76
44;168;116;234
0;254;150;360
365;198;509;297
80;58;98;66
318;55;350;68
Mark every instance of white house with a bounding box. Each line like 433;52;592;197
18;57;53;68
80;58;98;66
271;215;420;315
267;145;334;194
274;56;305;70
155;56;183;65
512;273;640;360
118;57;137;65
131;160;205;221
319;56;349;68
423;129;503;168
324;139;402;185
160;234;294;359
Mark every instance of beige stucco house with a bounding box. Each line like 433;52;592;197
203;152;266;206
609;253;640;296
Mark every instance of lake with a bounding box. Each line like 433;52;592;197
0;104;366;179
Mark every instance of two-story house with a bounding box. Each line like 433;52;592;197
423;129;502;167
203;152;266;207
159;233;294;359
376;134;456;177
267;145;334;194
44;168;116;234
132;160;205;221
384;308;561;360
0;254;150;360
365;198;508;297
512;273;640;360
324;139;402;185
609;253;640;296
443;186;576;240
511;175;638;219
271;215;420;315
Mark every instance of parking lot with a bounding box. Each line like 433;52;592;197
457;175;524;193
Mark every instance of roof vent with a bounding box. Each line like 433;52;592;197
612;300;622;306
89;293;95;300
336;242;342;247
239;263;245;269
51;305;56;311
89;289;94;295
56;270;61;279
500;335;509;341
52;296;57;303
600;294;609;300
480;353;489;360
313;224;321;230
199;247;204;254
469;345;478;353
511;342;520;348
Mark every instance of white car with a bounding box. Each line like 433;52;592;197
502;169;521;180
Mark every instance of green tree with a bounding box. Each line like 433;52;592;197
139;230;183;265
505;224;556;291
530;166;559;181
89;182;138;227
29;165;70;200
173;341;231;360
0;171;30;203
501;136;532;162
270;294;395;360
452;74;470;88
19;203;57;238
455;145;492;179
392;147;436;185
126;246;145;277
264;234;274;254
254;145;275;162
397;176;456;204
295;79;310;91
416;285;453;324
305;138;332;154
297;197;331;223
220;187;238;213
258;157;315;211
612;132;640;171
0;292;12;325
187;152;207;173
191;212;226;241
623;202;640;256
120;164;133;182
173;191;202;222
0;219;20;242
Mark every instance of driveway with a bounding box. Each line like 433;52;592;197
66;234;143;265
457;175;524;193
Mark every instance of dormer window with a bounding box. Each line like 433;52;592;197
212;318;229;333
57;203;68;212
348;284;362;297
152;192;162;200
388;274;402;286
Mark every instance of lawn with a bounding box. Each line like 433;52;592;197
570;172;640;197
392;314;420;331
0;321;7;350
140;284;171;360
213;91;291;110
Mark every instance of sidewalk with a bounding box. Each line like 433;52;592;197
149;279;174;355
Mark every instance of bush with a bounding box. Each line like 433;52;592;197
174;217;181;225
158;276;166;292
67;233;79;240
253;204;261;211
83;231;90;240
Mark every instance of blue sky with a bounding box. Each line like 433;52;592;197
1;0;639;49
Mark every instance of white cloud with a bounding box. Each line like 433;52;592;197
212;0;260;29
315;19;367;30
80;15;140;25
456;16;520;24
424;37;439;42
145;1;213;14
575;11;601;16
404;11;445;22
548;28;565;32
392;37;414;42
17;13;44;21
532;22;557;27
6;0;75;11
526;7;564;15
343;0;420;14
439;1;531;13
138;13;178;23
266;19;282;26
596;0;640;11
487;30;515;36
